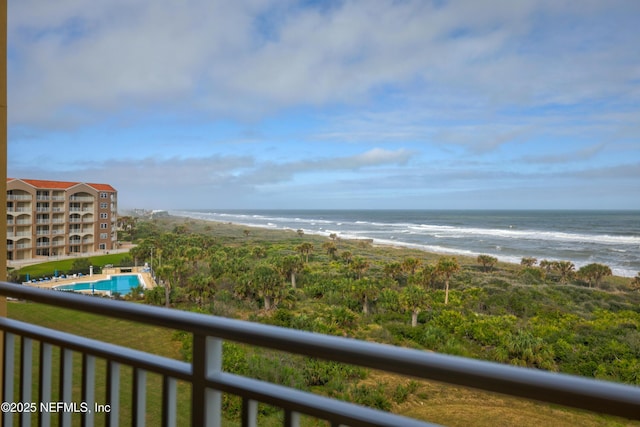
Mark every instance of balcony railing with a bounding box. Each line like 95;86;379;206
1;281;639;427
7;194;32;201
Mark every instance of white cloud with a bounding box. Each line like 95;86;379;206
7;1;639;210
9;1;640;128
521;142;608;164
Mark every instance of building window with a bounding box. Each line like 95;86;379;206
100;233;108;239
100;213;108;219
100;202;108;209
100;223;108;229
99;243;107;250
100;192;108;198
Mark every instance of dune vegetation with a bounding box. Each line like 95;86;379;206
8;215;640;426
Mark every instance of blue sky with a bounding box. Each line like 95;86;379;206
7;0;640;210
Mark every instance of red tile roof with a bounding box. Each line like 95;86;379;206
86;182;117;192
7;178;116;192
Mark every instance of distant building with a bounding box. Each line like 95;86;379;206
6;178;118;261
150;210;169;219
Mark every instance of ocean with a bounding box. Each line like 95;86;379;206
171;210;640;278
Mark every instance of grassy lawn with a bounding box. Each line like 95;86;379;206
7;301;192;426
11;253;132;280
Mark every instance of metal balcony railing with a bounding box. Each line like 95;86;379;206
0;281;639;427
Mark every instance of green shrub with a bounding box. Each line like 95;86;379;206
347;384;391;411
392;381;419;404
303;359;365;387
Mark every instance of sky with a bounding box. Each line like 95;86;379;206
6;0;640;210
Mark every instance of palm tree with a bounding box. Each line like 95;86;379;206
340;250;353;265
477;255;498;272
351;278;380;315
554;261;575;284
436;257;459;305
183;246;203;268
401;257;421;276
578;263;612;288
252;246;267;259
400;285;429;327
296;242;314;263
631;273;640;291
539;260;554;277
520;257;538;268
156;258;187;308
186;272;215;308
349;256;370;280
322;241;338;259
383;262;403;283
251;264;284;311
275;255;304;288
415;264;438;290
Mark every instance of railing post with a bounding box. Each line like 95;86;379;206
81;354;96;427
59;348;73;427
0;2;8;425
191;334;222;427
39;343;53;427
106;361;120;427
1;333;13;427
161;376;177;427
132;367;146;427
19;337;33;426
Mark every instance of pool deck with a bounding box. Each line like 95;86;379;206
25;266;157;291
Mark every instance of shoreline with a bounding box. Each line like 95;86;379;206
167;214;637;280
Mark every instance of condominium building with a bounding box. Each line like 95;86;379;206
6;178;117;261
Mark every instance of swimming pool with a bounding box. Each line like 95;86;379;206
55;274;143;295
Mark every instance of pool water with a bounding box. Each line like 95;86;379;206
55;275;142;295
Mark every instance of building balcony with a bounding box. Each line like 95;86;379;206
7;208;30;213
0;282;638;426
69;196;94;202
7;232;31;238
7;194;32;201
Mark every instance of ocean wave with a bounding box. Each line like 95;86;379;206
407;224;640;245
169;210;639;277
